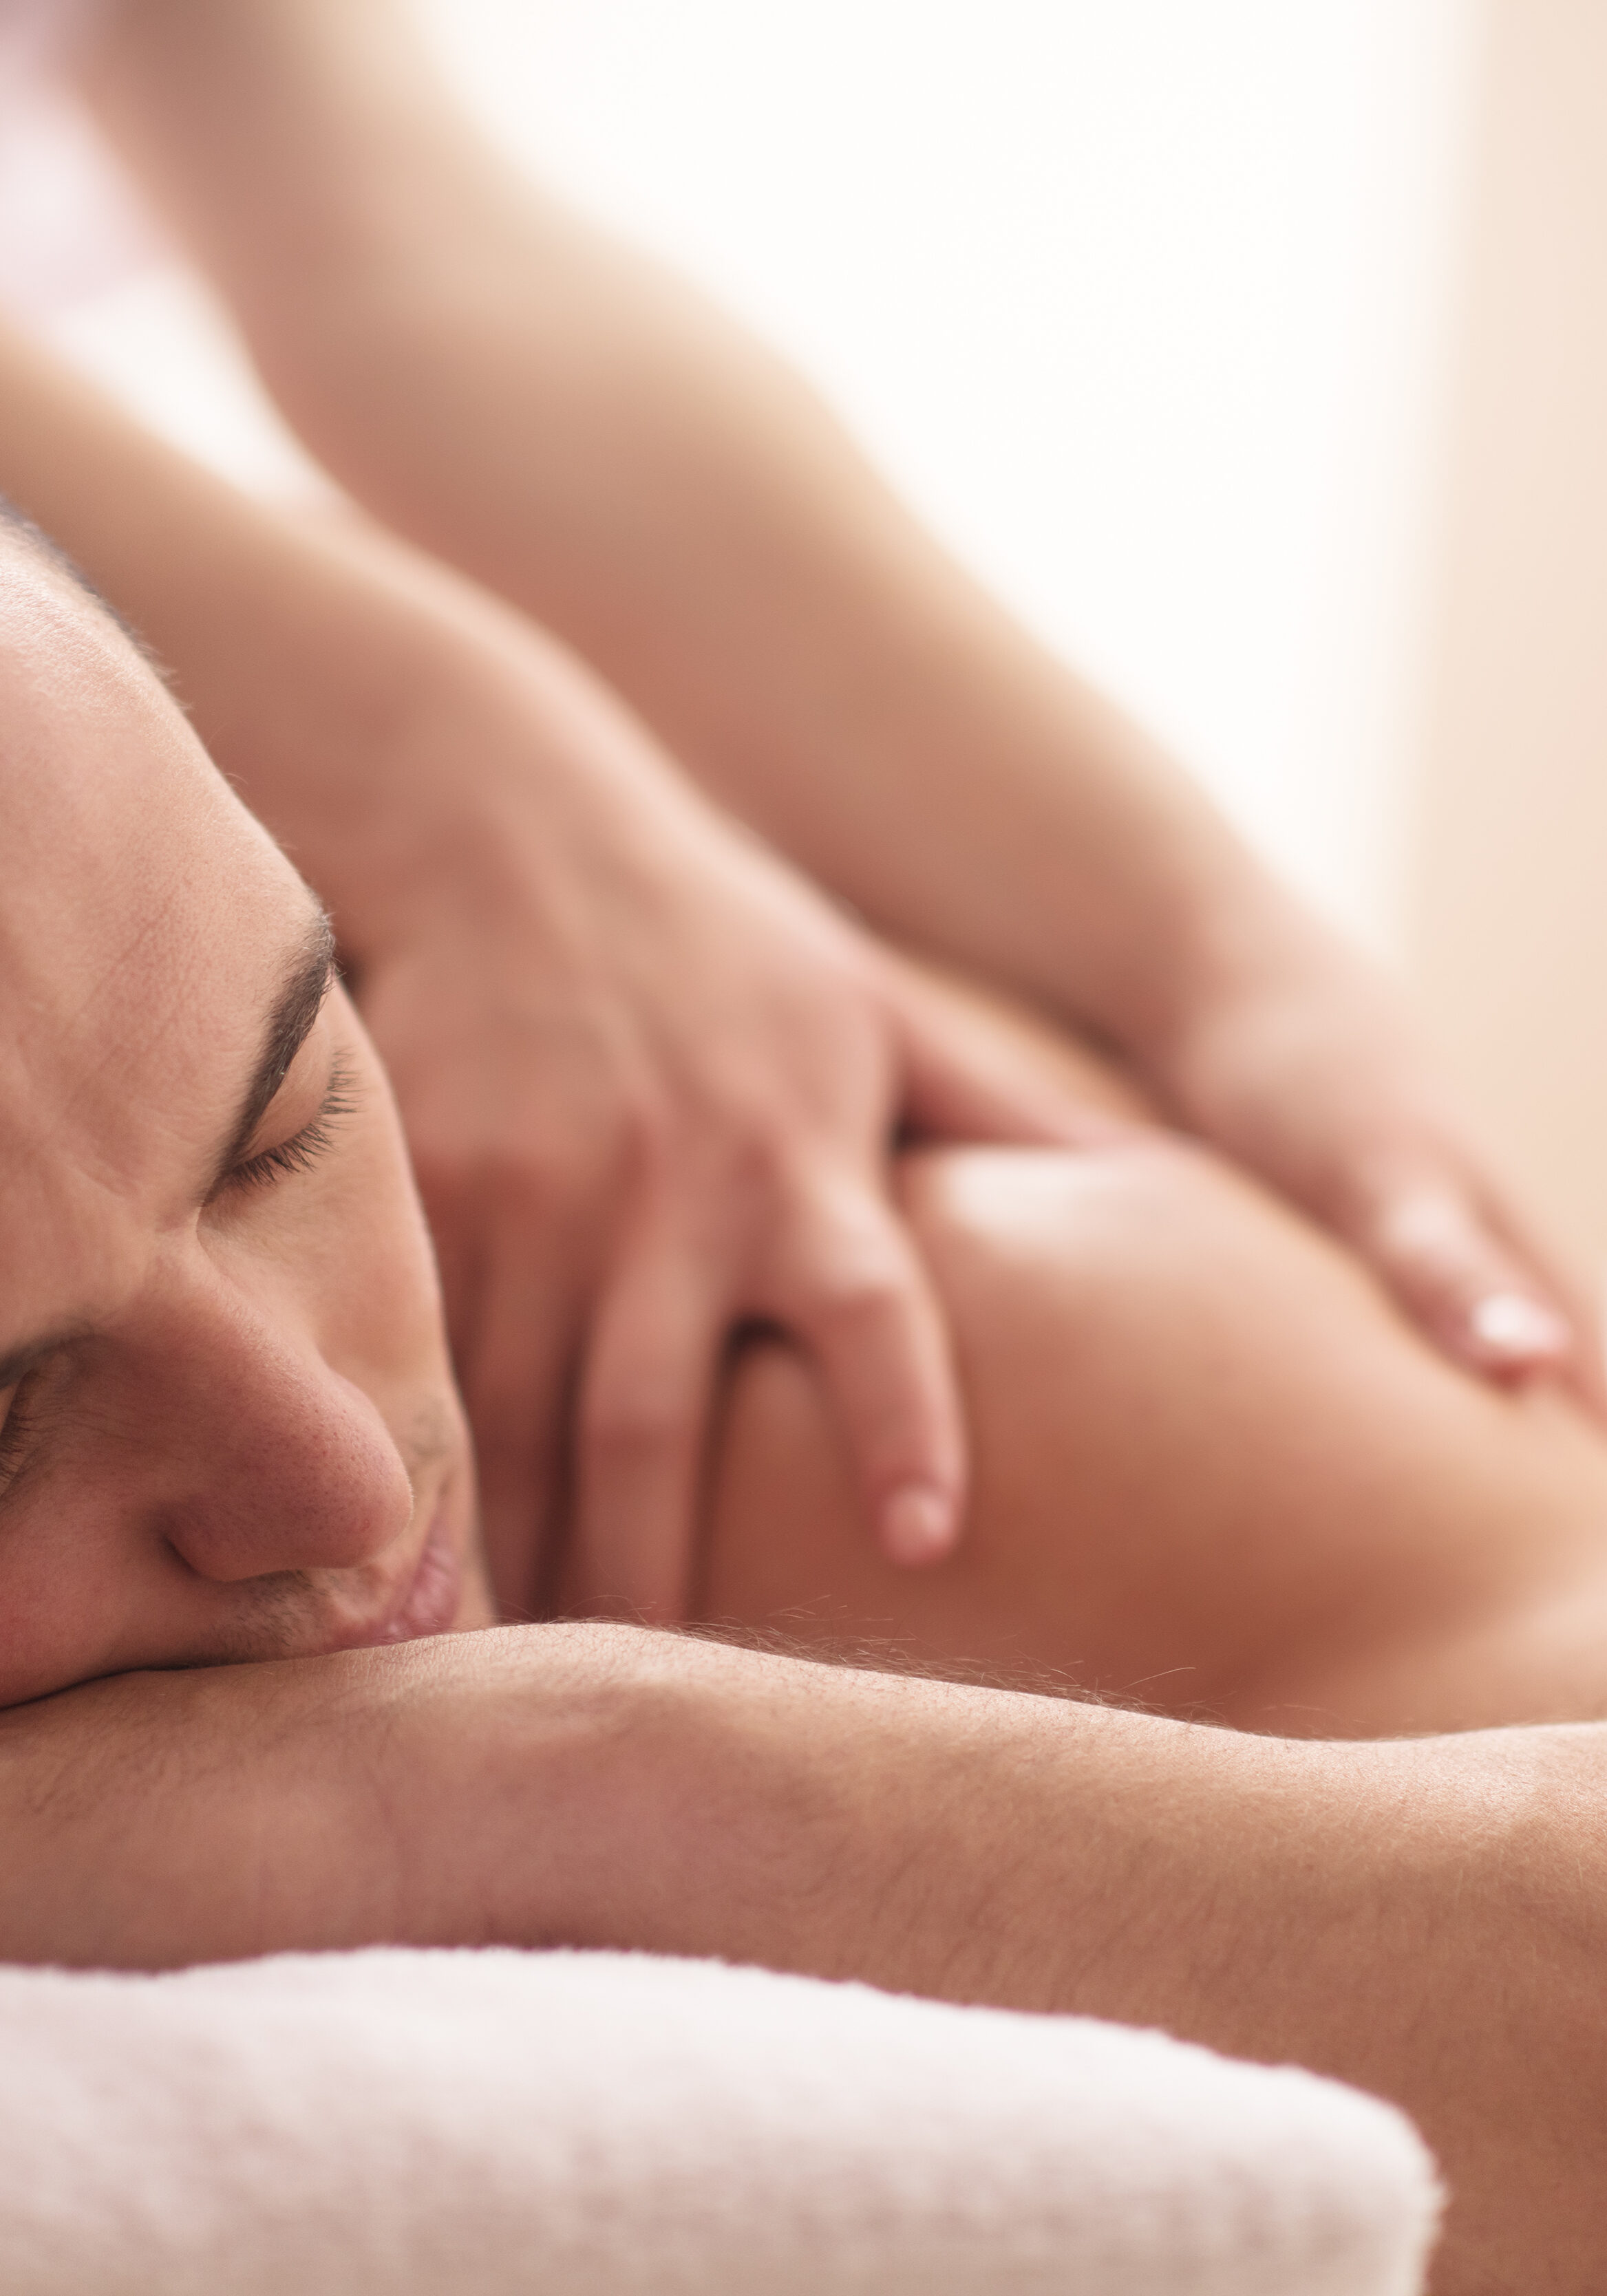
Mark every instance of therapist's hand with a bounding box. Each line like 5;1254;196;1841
74;0;1597;1433
352;619;1109;1624
1149;905;1603;1411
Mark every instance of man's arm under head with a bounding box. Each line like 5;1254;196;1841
2;1620;1604;2294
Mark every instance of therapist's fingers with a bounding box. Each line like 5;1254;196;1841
455;1261;583;1620
571;1237;727;1622
418;1154;588;1620
769;1177;967;1571
1346;1163;1604;1408
573;1165;969;1616
1147;931;1605;1415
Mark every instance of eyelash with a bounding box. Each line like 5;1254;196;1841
228;1058;361;1192
0;1386;36;1492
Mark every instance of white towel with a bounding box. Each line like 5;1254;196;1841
0;1946;1439;2295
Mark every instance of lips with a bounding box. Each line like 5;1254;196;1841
381;1502;462;1643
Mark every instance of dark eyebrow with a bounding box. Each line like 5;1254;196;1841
211;903;338;1185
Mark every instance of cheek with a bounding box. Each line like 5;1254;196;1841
300;1066;459;1416
0;1521;133;1706
0;1441;222;1706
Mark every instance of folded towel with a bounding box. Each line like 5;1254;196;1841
0;1946;1439;2295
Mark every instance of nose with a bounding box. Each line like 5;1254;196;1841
144;1281;414;1584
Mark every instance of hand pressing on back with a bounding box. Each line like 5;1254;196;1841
0;319;1114;1627
1143;900;1600;1410
334;588;1116;1622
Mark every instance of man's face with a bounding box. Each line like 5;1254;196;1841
0;546;493;1708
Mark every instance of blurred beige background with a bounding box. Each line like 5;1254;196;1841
9;0;1607;1263
1405;0;1607;1269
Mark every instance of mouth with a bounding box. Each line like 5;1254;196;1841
183;1474;482;1675
379;1500;463;1643
321;1491;467;1653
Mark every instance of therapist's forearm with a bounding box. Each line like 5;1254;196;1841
78;0;1317;1067
0;316;475;942
0;315;724;976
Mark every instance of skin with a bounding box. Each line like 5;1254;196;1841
9;0;1587;1625
3;543;1607;2292
707;1136;1607;1740
0;539;495;1707
0;317;1115;1622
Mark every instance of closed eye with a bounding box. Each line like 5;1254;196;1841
0;1378;39;1496
0;1062;363;1501
226;1059;361;1192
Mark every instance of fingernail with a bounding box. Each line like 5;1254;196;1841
882;1484;957;1567
1467;1291;1571;1362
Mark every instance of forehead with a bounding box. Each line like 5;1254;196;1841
0;555;314;1305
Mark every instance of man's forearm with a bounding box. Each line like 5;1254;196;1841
78;0;1315;1064
0;1617;1449;2024
0;1627;691;1971
3;1621;1602;2288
